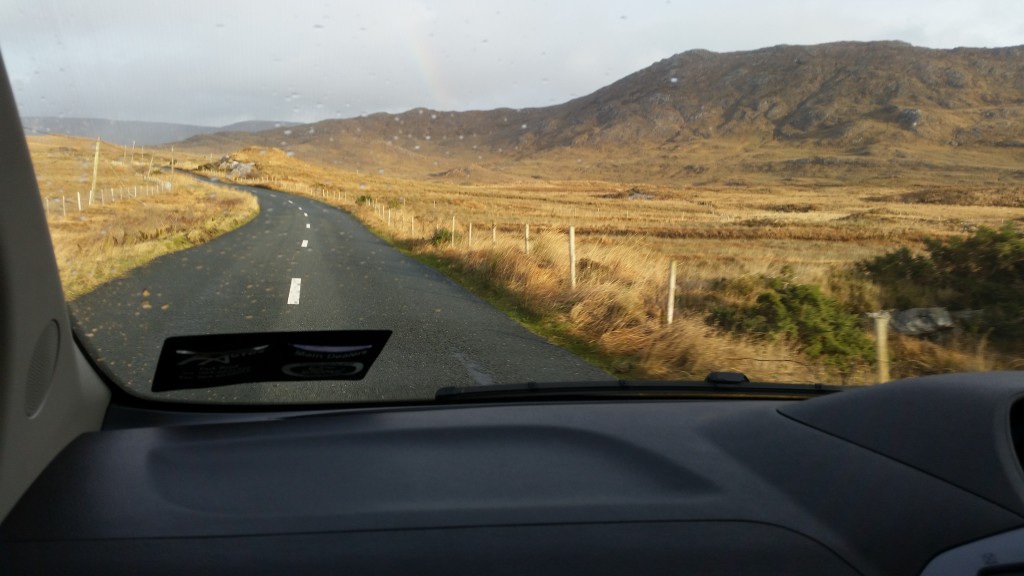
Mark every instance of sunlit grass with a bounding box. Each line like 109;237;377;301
193;143;1024;383
28;135;260;299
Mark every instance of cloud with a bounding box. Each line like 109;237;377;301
2;0;1021;125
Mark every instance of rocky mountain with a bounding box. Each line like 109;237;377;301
178;42;1024;181
532;41;1024;148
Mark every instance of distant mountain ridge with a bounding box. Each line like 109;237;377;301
177;41;1024;181
21;117;298;146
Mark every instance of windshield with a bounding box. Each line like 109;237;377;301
2;1;1023;405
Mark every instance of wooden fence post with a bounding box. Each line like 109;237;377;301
451;215;456;248
468;222;473;247
666;261;677;325
568;226;577;290
89;139;99;205
868;311;891;383
492;222;497;245
524;224;530;255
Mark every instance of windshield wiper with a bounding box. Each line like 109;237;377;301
435;372;843;403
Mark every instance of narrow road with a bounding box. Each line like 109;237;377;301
70;181;611;403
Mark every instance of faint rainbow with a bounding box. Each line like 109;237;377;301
406;32;455;111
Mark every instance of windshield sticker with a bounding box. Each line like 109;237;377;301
152;331;390;392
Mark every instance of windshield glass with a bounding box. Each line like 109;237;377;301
2;1;1023;405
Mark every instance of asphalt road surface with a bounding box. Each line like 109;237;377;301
70;181;611;404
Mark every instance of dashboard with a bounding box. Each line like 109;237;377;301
2;372;1024;575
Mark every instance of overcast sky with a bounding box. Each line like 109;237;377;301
2;0;1022;126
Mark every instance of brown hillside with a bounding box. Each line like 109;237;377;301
177;41;1024;185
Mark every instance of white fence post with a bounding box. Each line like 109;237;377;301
666;261;677;325
569;226;577;290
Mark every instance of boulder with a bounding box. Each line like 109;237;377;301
889;307;954;335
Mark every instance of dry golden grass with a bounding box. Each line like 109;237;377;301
28;135;259;299
889;334;1024;377
193;144;1024;384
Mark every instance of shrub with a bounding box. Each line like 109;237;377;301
710;275;874;376
431;227;453;247
355;194;373;205
858;223;1024;343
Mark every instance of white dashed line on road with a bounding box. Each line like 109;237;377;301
301;240;309;248
306;223;311;229
303;212;308;217
287;278;302;305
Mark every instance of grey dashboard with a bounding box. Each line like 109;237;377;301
2;372;1024;575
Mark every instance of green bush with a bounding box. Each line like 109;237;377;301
431;227;453;247
858;223;1024;341
710;275;874;376
355;194;373;205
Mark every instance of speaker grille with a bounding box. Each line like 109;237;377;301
25;320;60;417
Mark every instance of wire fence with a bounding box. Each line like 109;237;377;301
42;180;173;219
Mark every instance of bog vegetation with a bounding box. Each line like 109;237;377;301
860;224;1024;343
186;145;1024;384
28;135;259;299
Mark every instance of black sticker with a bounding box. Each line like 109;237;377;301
152;331;391;392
